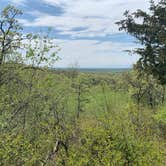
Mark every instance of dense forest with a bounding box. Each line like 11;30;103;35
0;1;166;166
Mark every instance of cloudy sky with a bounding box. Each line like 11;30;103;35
0;0;158;68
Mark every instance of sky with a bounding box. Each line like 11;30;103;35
0;0;159;68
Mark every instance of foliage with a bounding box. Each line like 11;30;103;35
0;5;23;64
126;71;165;108
117;0;166;85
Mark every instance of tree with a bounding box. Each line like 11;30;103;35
116;0;166;85
0;5;23;65
72;74;90;119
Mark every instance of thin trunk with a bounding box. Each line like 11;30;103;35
162;86;165;104
77;84;81;118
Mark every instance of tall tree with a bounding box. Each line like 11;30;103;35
116;0;166;85
0;5;22;65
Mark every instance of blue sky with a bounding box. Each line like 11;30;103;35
0;0;158;68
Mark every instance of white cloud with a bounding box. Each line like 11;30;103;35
54;39;139;68
10;0;26;6
21;0;159;37
18;0;158;67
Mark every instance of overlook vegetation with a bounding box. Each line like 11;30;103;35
0;1;166;166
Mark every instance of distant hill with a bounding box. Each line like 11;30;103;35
54;68;132;73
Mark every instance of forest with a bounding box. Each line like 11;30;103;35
0;1;166;166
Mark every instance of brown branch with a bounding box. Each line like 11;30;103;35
42;140;68;166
